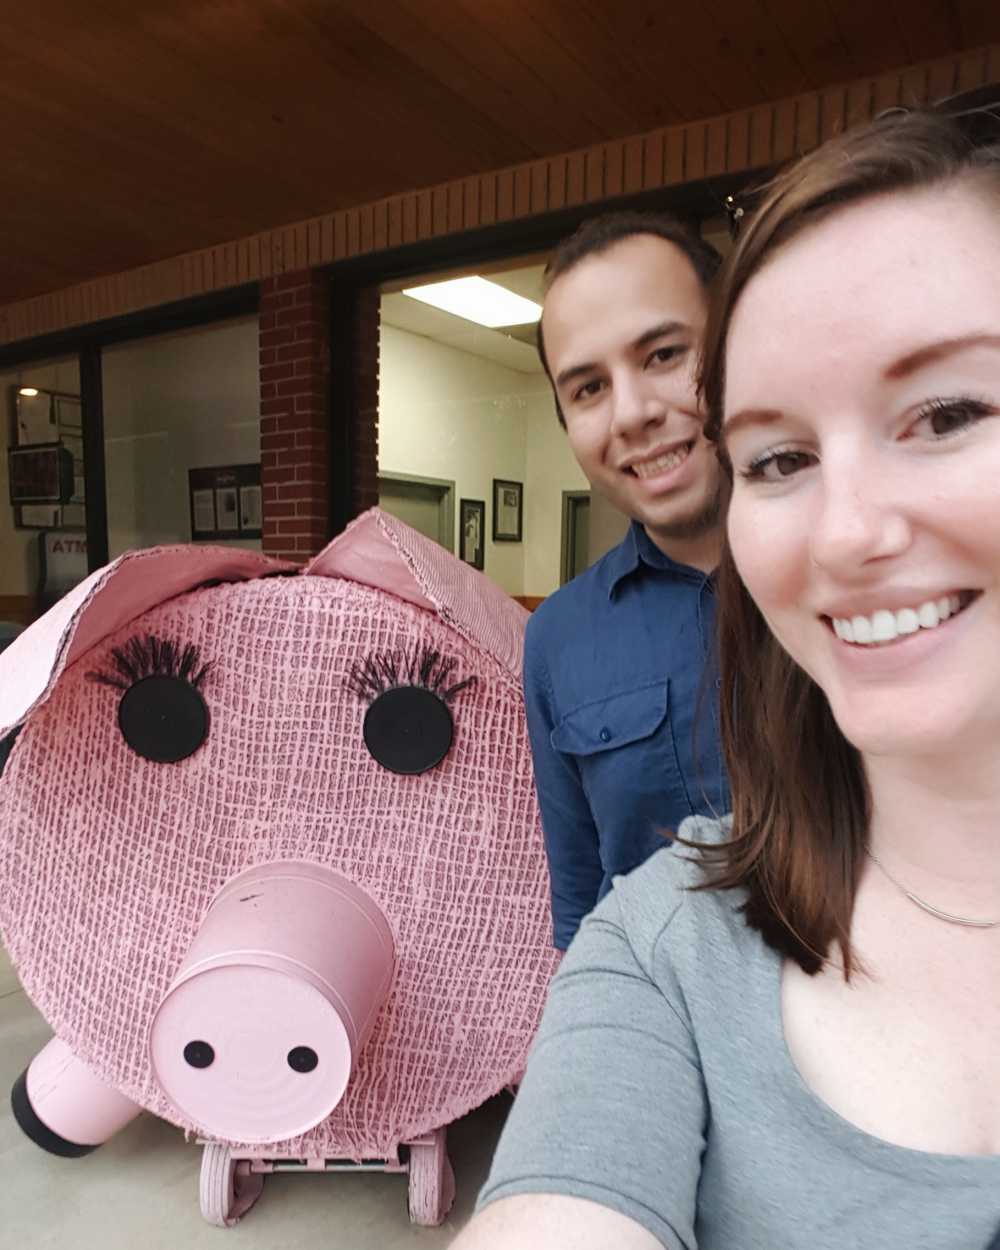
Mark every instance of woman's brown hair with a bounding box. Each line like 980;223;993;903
695;101;1000;978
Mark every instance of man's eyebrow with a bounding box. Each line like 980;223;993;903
553;321;687;390
555;360;599;389
634;320;687;350
884;333;1000;380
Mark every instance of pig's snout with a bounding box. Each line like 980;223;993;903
149;863;395;1143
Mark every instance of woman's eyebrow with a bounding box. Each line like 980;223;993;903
884;332;1000;380
720;408;784;444
723;334;1000;438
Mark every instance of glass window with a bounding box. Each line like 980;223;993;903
0;355;83;624
101;315;260;559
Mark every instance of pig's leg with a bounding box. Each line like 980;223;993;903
11;1037;141;1156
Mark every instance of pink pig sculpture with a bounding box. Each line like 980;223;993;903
0;508;560;1228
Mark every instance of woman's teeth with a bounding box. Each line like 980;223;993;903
632;442;692;479
832;595;966;646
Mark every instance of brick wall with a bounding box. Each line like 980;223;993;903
3;42;998;565
2;43;997;347
259;272;330;562
260;273;380;562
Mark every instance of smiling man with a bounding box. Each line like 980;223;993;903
527;212;729;949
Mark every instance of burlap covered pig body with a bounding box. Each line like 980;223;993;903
0;508;558;1175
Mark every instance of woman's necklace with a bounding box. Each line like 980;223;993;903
867;849;1000;929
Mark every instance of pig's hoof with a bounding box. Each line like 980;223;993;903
199;1143;265;1227
407;1125;455;1226
10;1069;97;1158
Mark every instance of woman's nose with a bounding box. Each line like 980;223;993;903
808;458;912;574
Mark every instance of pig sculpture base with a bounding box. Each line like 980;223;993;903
198;1126;454;1228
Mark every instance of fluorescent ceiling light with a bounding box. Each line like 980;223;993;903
402;276;541;327
18;387;39;397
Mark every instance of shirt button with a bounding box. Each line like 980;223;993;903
599;726;612;742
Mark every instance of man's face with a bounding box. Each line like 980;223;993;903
542;234;722;542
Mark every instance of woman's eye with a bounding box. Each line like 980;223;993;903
740;449;814;483
911;397;993;439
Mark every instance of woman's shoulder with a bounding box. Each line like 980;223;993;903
592;813;758;981
613;813;736;909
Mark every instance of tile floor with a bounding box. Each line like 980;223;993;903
0;943;506;1248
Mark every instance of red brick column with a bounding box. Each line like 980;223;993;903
259;271;331;562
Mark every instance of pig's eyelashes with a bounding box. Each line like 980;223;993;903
347;646;476;705
347;645;478;776
86;634;212;764
87;634;212;692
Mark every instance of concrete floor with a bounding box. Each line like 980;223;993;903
0;944;506;1248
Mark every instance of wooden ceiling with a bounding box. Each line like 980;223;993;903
4;0;999;306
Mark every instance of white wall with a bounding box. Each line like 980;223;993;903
0;358;81;603
102;316;260;557
523;395;592;595
378;323;587;598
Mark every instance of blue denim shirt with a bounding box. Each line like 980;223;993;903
523;521;729;949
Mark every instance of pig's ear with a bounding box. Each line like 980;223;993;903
0;544;296;738
305;508;528;678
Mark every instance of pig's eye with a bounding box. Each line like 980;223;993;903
87;634;212;764
348;645;477;776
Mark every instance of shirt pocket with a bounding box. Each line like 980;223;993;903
550;679;671;757
550;679;689;869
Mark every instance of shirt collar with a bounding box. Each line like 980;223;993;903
605;521;711;598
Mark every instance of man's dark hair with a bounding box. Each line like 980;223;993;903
537;210;722;426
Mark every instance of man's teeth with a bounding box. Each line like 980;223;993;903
832;595;962;645
632;443;691;479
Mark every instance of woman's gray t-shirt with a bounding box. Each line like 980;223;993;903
477;816;1000;1249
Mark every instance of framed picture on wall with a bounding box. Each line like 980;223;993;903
188;463;262;540
492;478;522;543
459;498;485;570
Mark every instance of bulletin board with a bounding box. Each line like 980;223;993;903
188;463;262;541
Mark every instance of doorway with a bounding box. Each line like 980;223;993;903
561;490;591;585
378;472;455;551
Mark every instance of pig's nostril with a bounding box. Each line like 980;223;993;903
183;1040;215;1069
287;1046;319;1073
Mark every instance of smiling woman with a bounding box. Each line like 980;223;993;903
451;103;1000;1250
700;106;1000;972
